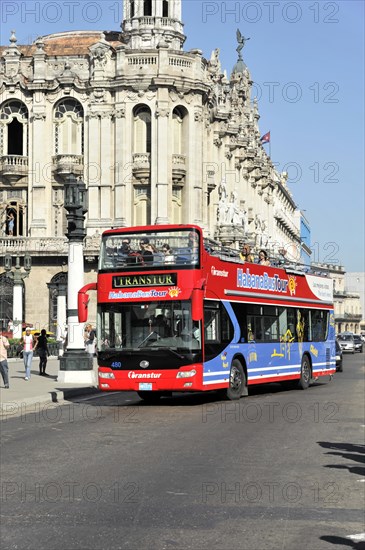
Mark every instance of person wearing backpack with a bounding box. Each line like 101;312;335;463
34;329;50;376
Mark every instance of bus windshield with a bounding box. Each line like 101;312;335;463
97;300;201;353
99;228;200;270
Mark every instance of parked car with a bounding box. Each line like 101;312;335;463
353;334;363;353
337;333;355;353
335;339;343;372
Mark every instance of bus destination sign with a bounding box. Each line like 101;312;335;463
113;274;177;289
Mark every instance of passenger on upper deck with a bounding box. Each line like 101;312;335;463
162;244;175;264
188;231;199;263
139;238;154;264
118;238;131;256
240;244;254;263
258;249;270;266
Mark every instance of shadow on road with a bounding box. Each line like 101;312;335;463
320;535;365;549
67;378;330;409
318;441;365;477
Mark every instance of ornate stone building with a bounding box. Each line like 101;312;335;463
312;264;363;335
0;0;305;334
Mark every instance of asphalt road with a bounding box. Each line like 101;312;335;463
1;353;364;550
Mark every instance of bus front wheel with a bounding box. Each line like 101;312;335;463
226;359;247;400
299;355;311;390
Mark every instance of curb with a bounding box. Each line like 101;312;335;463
0;386;101;419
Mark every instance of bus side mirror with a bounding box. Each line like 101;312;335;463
78;291;89;323
192;289;204;321
78;283;97;323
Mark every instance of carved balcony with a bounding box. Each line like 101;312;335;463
172;154;186;185
0;155;28;184
53;154;84;179
132;153;151;184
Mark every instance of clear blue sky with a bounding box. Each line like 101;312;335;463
1;0;364;271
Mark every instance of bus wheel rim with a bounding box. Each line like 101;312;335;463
302;359;310;382
230;366;242;391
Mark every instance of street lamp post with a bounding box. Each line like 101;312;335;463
58;174;95;384
4;254;31;339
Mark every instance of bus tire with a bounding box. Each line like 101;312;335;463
299;355;311;390
137;391;163;403
226;359;247;400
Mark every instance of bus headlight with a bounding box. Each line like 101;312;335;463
176;369;196;379
99;372;115;379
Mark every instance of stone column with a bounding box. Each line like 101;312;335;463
29;95;48;236
154;100;170;224
65;242;84;350
12;282;23;339
56;283;67;343
189;106;203;225
100;112;113;223
4;256;31;339
86;113;101;224
114;103;127;226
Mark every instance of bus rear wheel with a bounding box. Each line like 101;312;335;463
137;391;164;403
226;359;247;400
299;355;311;390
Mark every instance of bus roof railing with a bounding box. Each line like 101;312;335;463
203;238;330;278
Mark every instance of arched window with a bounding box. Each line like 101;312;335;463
48;272;68;333
0;100;28;156
0;273;14;329
133;105;151;153
4;201;25;237
134;187;151;226
54;98;84;155
163;0;169;17
130;0;135;17
172;188;182;224
172;107;188;155
144;0;152;16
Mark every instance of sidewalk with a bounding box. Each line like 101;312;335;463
0;356;100;418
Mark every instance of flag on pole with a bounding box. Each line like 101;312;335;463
260;131;270;144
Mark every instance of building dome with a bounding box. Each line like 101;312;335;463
232;58;247;75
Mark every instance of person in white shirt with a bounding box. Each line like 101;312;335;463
162;244;174;264
22;328;35;380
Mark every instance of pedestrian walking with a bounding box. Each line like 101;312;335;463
84;324;96;364
22;327;35;380
0;328;10;388
34;329;50;376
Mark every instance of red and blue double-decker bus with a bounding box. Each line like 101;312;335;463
78;224;336;402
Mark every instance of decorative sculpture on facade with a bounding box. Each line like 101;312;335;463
217;181;247;230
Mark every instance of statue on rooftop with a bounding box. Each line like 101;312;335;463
236;29;250;58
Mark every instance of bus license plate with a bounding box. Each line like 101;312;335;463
139;383;152;391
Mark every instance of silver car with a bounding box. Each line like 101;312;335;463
337;334;355;354
353;334;363;353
